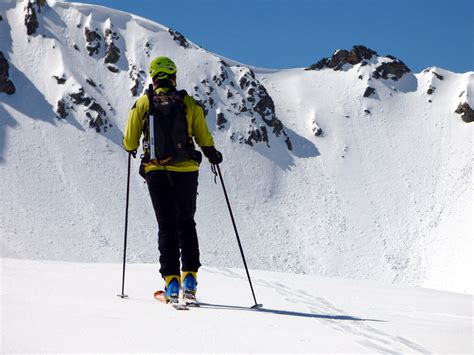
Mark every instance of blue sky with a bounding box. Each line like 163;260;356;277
73;0;473;73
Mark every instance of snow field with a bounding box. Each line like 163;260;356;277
1;258;472;353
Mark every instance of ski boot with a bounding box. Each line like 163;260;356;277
182;271;197;302
164;275;181;304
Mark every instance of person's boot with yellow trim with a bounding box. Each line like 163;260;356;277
164;275;181;303
182;271;197;298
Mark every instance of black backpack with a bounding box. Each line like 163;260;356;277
145;85;195;165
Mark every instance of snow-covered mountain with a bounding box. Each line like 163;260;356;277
0;0;472;294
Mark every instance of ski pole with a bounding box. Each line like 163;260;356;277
118;152;132;299
214;164;263;309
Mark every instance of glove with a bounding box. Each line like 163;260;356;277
201;146;223;165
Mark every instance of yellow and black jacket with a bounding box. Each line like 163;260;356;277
123;87;214;173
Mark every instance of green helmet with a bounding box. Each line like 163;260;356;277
149;56;177;79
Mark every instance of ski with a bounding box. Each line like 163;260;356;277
153;290;189;310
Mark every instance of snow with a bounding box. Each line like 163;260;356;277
0;1;473;351
1;258;472;353
0;3;473;351
256;67;473;294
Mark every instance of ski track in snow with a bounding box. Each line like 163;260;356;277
213;267;431;354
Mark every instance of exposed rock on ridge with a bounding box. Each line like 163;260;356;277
0;52;16;95
104;28;120;64
85;27;102;56
363;87;376;98
129;64;146;96
455;102;474;123
168;29;189;49
235;67;290;149
24;0;47;35
306;45;376;71
372;57;411;80
56;99;68;119
191;62;292;150
24;1;39;35
84;24;121;74
57;87;111;132
306;45;412;82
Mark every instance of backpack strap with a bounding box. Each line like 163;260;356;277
146;84;157;161
146;84;156;116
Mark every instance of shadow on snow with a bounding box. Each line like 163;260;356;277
195;302;382;322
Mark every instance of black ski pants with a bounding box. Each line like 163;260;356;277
146;170;201;277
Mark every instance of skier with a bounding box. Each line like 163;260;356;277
122;56;223;303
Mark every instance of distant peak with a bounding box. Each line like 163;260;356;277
306;45;411;81
306;45;377;71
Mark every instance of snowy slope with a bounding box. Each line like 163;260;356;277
256;66;473;294
0;0;472;294
1;258;472;353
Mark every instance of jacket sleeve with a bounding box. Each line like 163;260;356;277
186;96;215;148
123;95;148;151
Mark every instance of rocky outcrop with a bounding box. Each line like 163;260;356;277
236;67;291;149
252;84;284;136
0;52;16;95
213;61;230;86
104;28;120;64
372;57;411;81
65;87;111;132
455;102;474;123
144;41;151;57
129;64;146;96
24;0;47;35
87;102;108;132
244;125;269;146
86;78;97;87
306;45;377;71
194;78;214;116
56;99;68;119
69;87;91;106
107;65;119;73
85;27;101;56
83;24;125;75
423;68;445;81
216;111;228;129
312;120;323;137
192;62;291;150
168;29;189;48
363;87;376;98
24;1;39;35
53;75;66;85
306;45;411;81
